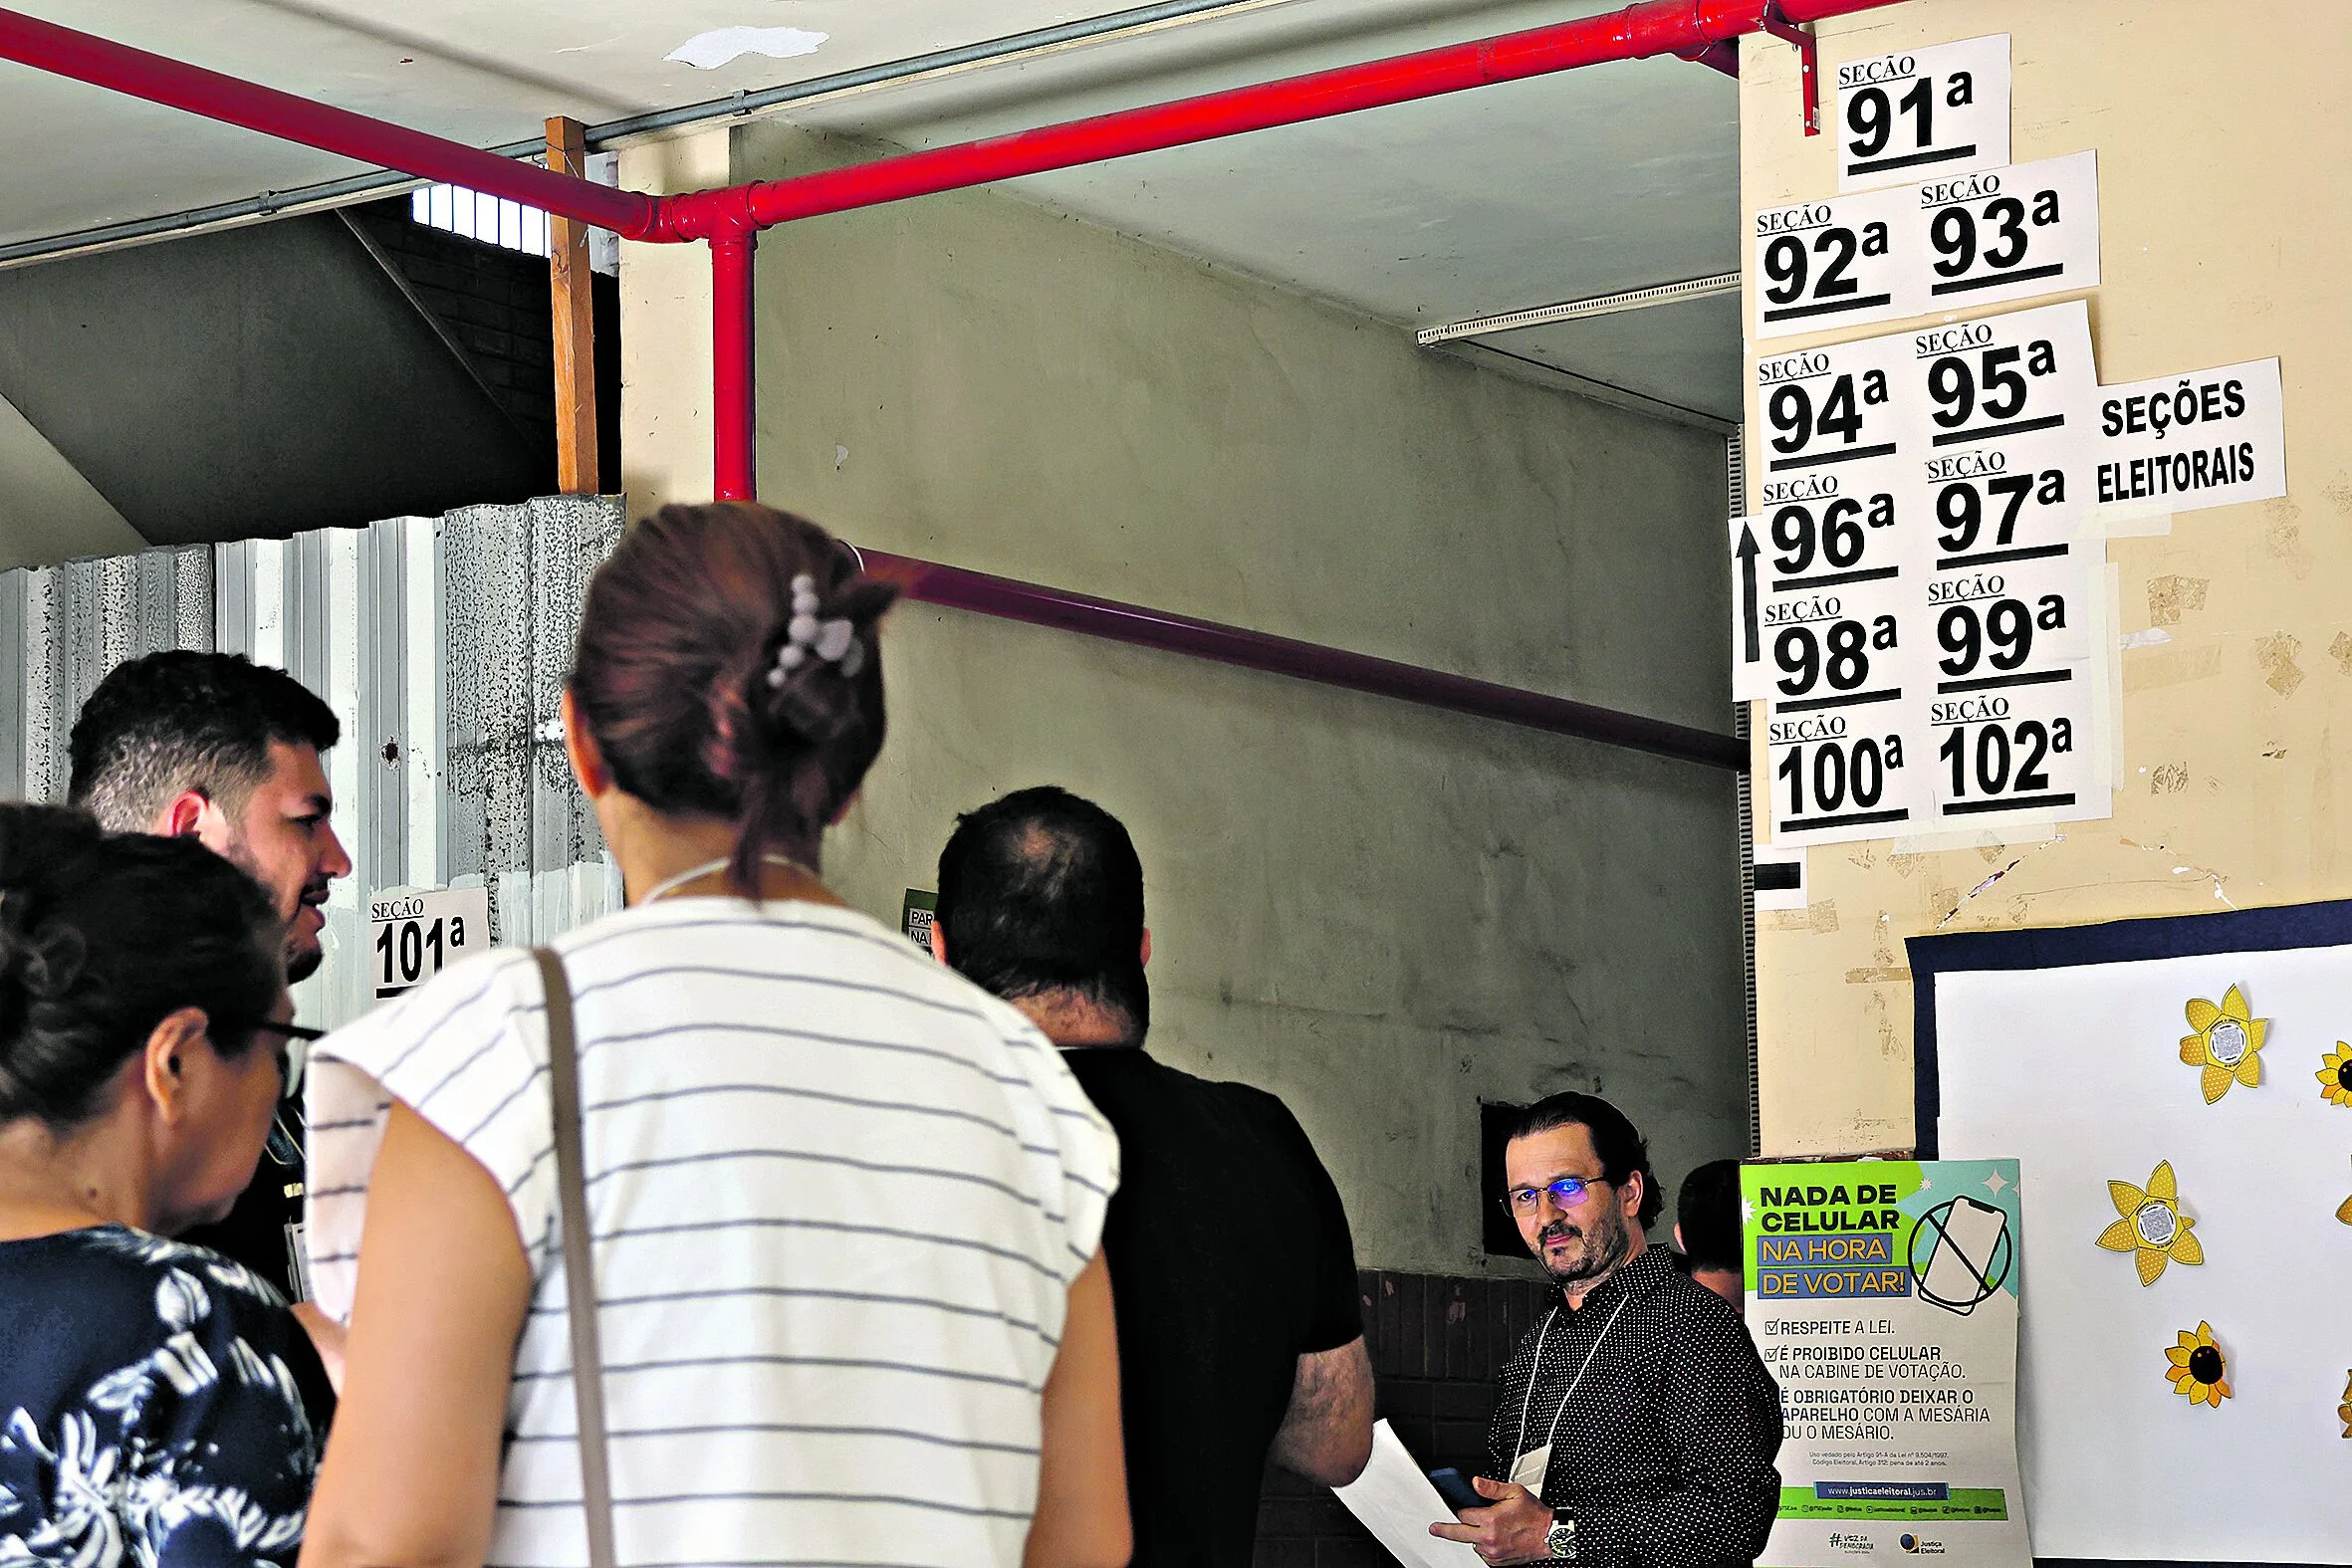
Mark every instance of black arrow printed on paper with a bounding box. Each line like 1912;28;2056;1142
1737;523;1762;664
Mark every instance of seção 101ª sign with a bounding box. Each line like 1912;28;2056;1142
368;884;492;1003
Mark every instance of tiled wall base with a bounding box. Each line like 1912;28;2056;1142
1254;1268;1557;1566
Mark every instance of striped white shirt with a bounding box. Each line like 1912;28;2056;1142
305;896;1118;1568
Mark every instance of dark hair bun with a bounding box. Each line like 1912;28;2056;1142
0;808;102;1038
0;922;89;1042
571;504;903;894
0;802;282;1129
0;798;104;883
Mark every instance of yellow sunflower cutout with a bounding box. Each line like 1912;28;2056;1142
2180;987;2265;1103
2166;1323;2231;1407
2319;1043;2352;1108
2340;1372;2352;1439
2096;1161;2204;1285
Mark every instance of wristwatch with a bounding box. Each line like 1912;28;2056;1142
1545;1513;1577;1561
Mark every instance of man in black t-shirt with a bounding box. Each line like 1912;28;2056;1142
69;652;352;1303
934;786;1372;1567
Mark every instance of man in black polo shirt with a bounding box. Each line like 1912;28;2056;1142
933;785;1372;1566
1434;1094;1780;1567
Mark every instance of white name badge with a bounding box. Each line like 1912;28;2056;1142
1510;1445;1550;1502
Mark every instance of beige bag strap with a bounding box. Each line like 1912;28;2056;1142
533;946;618;1568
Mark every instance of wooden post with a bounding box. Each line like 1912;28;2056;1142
546;115;598;494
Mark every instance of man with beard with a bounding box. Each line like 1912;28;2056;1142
1433;1094;1780;1567
69;650;351;1300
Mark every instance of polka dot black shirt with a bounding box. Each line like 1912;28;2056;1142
1485;1244;1783;1568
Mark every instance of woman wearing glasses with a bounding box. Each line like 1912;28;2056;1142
0;803;335;1568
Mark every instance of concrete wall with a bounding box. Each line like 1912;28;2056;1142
0;215;544;548
622;124;1744;1274
1742;1;2352;1153
0;389;141;571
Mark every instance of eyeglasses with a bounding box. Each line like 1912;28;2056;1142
1502;1176;1608;1216
242;1017;327;1094
235;1019;327;1168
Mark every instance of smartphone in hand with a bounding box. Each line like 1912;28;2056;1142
1428;1466;1485;1515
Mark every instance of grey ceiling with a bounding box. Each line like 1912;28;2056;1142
787;0;1743;419
0;0;1743;419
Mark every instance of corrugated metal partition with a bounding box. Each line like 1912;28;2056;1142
0;546;215;804
0;495;624;1030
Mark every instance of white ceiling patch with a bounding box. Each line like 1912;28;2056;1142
664;26;827;71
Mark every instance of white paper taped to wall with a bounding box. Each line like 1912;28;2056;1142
1835;34;2010;193
1755;151;2099;339
1740;301;2116;847
2089;357;2286;528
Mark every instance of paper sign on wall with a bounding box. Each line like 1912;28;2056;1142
1755;184;1910;336
1912;151;2099;313
1905;299;2098;462
1911;304;2104;829
1836;34;2011;192
1737;301;2112;846
2092;357;2287;521
1744;1158;2033;1568
368;885;491;1002
1756;153;2100;340
901;887;938;951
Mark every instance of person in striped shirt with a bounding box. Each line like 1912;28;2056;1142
298;503;1130;1568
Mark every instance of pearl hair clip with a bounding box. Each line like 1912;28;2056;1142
767;573;864;687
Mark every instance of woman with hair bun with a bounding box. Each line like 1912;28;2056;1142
302;503;1128;1568
0;803;334;1568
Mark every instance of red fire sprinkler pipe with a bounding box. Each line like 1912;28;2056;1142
628;0;1897;519
711;237;759;501
0;5;654;239
0;0;1899;506
0;0;1907;768
650;0;1891;241
858;549;1749;770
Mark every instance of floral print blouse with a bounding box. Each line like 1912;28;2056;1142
0;1226;333;1568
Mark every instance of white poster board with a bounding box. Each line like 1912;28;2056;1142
1836;35;2010;192
1914;905;2352;1565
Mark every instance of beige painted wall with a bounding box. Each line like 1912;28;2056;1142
617;128;729;518
1743;1;2352;1154
622;123;1746;1273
